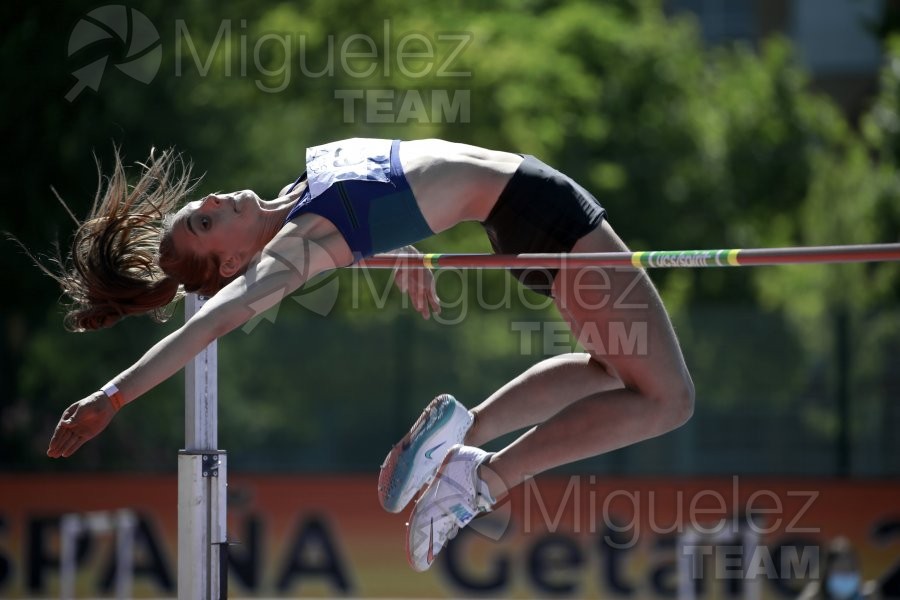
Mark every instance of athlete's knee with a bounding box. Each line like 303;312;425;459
627;366;695;432
666;370;695;429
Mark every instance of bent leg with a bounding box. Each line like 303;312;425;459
480;220;694;497
464;353;625;447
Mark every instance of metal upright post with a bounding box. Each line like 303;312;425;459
178;294;227;600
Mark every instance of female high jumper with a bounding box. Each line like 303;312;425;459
38;138;694;571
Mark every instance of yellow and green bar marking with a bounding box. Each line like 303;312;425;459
629;249;741;268
359;243;900;270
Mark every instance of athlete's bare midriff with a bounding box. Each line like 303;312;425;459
398;139;523;233
278;139;524;251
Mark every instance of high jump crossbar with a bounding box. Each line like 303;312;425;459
360;242;900;270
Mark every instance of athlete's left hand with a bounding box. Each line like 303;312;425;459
47;391;116;458
391;246;441;320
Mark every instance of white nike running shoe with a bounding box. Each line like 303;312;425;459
405;444;494;572
378;394;474;513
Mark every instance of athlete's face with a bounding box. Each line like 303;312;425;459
171;190;263;278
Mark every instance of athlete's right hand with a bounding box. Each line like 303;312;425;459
47;392;116;458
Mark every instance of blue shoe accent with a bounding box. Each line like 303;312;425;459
378;394;472;513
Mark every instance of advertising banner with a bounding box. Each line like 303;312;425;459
0;475;898;598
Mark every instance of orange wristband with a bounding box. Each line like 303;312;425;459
101;383;125;411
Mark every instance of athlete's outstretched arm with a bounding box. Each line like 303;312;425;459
47;226;337;458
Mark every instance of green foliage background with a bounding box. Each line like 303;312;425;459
2;0;898;475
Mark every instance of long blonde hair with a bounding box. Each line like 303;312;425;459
12;148;198;331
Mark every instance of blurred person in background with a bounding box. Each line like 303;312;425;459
799;537;881;600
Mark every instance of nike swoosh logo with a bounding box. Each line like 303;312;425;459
424;441;445;460
427;517;434;565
